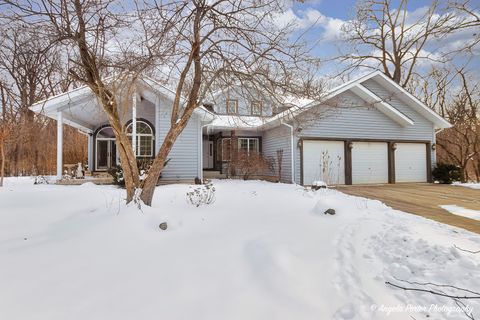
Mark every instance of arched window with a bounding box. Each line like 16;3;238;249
96;126;115;139
126;120;154;157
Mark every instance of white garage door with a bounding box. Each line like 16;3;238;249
303;140;345;185
352;142;388;184
395;143;427;182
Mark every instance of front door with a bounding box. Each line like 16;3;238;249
96;139;117;170
203;140;214;169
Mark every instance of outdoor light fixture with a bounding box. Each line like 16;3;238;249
391;143;397;150
432;143;437;150
348;141;354;149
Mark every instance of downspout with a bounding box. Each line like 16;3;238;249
280;121;295;184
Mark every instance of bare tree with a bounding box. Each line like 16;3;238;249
433;69;480;182
0;20;68;175
0;79;15;186
2;0;157;202
448;0;480;54
338;0;475;87
3;0;321;206
138;0;322;205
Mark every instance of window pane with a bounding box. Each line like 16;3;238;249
226;100;237;114
138;136;152;156
137;122;151;134
239;138;248;151
251;101;262;116
97;127;115;138
249;139;258;153
126;121;152;134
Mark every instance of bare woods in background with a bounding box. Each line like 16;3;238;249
0;0;479;191
0;22;87;184
1;0;323;205
338;0;480;182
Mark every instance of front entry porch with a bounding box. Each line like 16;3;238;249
201;126;263;178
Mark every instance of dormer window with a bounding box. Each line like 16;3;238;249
226;99;238;114
251;100;263;116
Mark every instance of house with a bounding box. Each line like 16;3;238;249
30;71;451;185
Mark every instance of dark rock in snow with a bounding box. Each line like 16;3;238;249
194;177;202;185
324;208;336;215
159;222;168;230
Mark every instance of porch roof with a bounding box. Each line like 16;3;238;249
30;76;215;133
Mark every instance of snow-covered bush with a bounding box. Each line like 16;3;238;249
108;165;125;186
186;181;216;207
311;180;327;190
108;159;170;187
33;176;50;185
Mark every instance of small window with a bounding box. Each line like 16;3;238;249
251;101;262;116
226;100;238;114
238;138;259;155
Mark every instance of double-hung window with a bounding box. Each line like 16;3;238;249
251;101;262;116
238;138;259;155
226;99;238;114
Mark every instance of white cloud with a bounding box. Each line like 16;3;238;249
274;8;347;42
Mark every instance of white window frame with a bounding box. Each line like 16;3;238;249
251;100;263;116
126;120;154;157
226;99;238;114
238;137;259;155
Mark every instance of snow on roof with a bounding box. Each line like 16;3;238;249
208;115;266;129
281;95;315;107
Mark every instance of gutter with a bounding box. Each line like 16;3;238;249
280;121;295;184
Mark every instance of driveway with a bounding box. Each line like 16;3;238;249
336;183;480;234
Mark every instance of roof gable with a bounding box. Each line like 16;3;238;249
262;71;451;130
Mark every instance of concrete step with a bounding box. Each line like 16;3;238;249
203;170;227;179
56;177;114;185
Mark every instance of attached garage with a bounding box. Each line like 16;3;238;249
351;142;389;184
395;143;427;182
302;140;345;185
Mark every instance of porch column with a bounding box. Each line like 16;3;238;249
155;97;160;153
56;111;63;179
87;133;93;171
132;88;137;156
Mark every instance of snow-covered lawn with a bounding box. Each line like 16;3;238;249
453;182;480;190
1;178;479;320
440;205;480;221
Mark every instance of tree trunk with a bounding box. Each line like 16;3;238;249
0;138;5;187
140;125;184;205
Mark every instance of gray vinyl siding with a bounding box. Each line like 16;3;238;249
124;99;155;125
90;94;201;180
156;96;201;180
293;81;436;184
263;125;292;183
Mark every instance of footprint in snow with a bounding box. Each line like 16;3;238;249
333;303;356;319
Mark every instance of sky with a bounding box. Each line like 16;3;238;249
282;0;480;82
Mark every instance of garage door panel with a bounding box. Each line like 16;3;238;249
395;143;427;182
303;140;345;185
352;142;388;184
